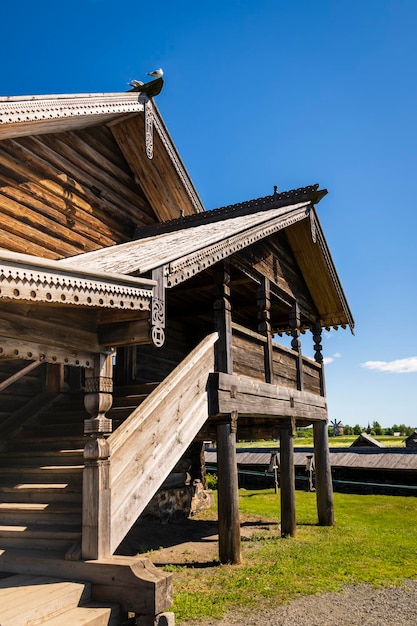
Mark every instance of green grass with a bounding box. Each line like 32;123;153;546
235;435;405;448
171;490;417;623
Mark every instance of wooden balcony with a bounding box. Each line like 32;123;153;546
207;323;327;436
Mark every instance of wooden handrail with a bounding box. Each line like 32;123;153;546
108;332;218;553
0;360;42;393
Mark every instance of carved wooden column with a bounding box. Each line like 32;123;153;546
279;418;296;537
257;277;274;384
312;320;326;397
289;301;304;391
82;352;113;560
214;261;241;564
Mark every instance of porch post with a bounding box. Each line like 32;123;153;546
257;277;274;384
289;301;304;391
313;420;334;526
214;261;241;564
82;352;114;560
312;321;334;525
279;419;296;537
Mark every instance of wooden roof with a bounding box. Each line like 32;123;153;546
62;184;354;331
0;91;204;234
206;447;417;472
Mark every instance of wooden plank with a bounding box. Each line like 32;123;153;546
217;420;241;564
98;320;151;347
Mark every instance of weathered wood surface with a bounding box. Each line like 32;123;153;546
232;323;322;395
280;421;296;537
209;372;327;421
313;420;334;526
108;332;218;553
0;127;155;259
0;550;172;615
217;420;241;564
110;113;202;223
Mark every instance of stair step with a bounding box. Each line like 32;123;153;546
0;483;81;503
0;450;84;467
5;436;87;452
41;602;121;626
0;465;83;482
0;574;91;626
0;502;82;526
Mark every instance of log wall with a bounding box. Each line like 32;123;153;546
0;126;156;259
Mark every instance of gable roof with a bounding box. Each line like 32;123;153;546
61;184;354;331
0;91;204;221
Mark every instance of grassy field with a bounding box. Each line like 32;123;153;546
170;490;417;623
235;435;406;448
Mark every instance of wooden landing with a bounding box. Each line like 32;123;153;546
0;548;172;616
0;573;120;625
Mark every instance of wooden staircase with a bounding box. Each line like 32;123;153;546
0;385;157;556
0;574;120;625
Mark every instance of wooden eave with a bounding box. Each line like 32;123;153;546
60;200;312;278
284;208;354;331
0;92;204;221
0;249;155;312
57;183;353;331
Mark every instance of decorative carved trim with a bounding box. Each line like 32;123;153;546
152;107;205;213
0;260;152;311
0;93;145;127
134;184;325;239
84;376;113;394
309;209;317;244
166;206;309;287
151;266;166;348
144;99;154;159
0;337;96;367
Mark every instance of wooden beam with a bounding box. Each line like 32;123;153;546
98;319;151;347
208;372;328;421
217;417;241;565
313;420;334;526
214;261;241;565
257;277;274;384
279;420;296;537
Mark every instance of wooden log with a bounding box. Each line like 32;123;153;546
279;421;296;537
313;420;334;526
214;262;241;564
216;418;241;564
82;437;111;560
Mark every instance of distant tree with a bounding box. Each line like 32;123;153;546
344;424;354;435
353;424;362;435
385;428;394;436
372;421;383;436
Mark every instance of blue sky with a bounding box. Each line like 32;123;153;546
1;0;416;428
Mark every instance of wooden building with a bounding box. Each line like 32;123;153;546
0;86;353;624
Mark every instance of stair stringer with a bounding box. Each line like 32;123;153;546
108;332;218;554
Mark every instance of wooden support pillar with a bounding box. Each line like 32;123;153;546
279;419;296;537
82;352;114;560
257;277;274;384
214;261;241;564
217;414;241;564
289;301;304;391
312;320;326;397
313;420;334;526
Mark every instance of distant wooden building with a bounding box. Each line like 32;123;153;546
0;87;353;623
405;431;417;449
350;433;385;448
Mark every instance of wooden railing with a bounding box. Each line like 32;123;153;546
108;332;218;554
231;323;323;396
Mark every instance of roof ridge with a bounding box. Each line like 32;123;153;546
133;184;327;240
